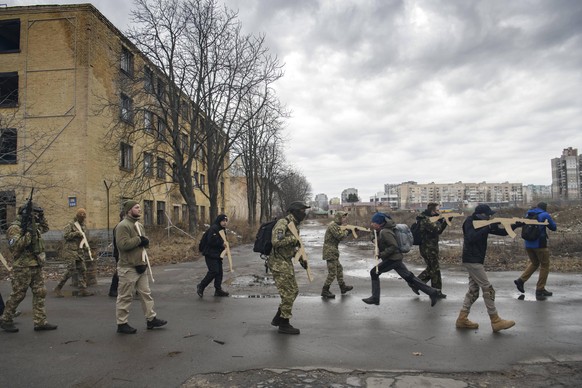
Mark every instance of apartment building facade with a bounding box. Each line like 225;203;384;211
0;4;226;232
551;147;581;201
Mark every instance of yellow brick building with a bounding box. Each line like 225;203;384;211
0;4;226;233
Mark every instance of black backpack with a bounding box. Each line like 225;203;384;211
410;220;422;246
521;213;542;241
198;228;211;253
253;219;278;255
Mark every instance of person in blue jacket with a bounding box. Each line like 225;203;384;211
514;202;557;300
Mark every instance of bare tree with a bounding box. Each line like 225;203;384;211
103;0;284;231
276;169;312;214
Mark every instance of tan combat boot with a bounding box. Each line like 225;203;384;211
455;310;479;329
77;288;95;297
489;313;515;332
53;285;64;298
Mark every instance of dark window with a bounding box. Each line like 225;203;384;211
0;20;21;53
199;174;205;191
157;118;166;140
172;163;179;183
144;67;154;93
120;94;133;123
157;77;165;99
0;128;17;164
156;157;165;179
180;133;188;153
143;200;153;226
120;46;134;75
0;72;18;107
156;201;166;225
143;152;153;177
120;142;133;170
144;110;153;133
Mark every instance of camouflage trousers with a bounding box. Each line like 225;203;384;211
418;245;443;290
269;258;298;319
57;257;88;289
324;259;346;288
1;266;48;325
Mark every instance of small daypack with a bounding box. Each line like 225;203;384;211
521;213;542;241
410;220;422;246
198;228;211;253
394;224;414;253
253;219;278;255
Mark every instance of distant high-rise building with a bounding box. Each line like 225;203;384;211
341;188;359;203
314;193;329;210
551;147;581;200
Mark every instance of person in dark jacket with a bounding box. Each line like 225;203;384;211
362;212;439;307
456;204;519;332
514;202;557;300
197;215;230;297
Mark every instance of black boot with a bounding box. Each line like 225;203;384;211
321;286;336;299
278;318;300;334
34;323;58;331
147;317;168;329
408;276;439;307
271;308;282;326
362;279;380;305
117;323;137;334
196;284;204;297
214;288;229;297
339;284;353;294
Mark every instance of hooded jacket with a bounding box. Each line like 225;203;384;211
461;214;510;264
524;207;557;249
203;215;227;259
376;218;403;262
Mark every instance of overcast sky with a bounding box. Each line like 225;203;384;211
12;0;582;200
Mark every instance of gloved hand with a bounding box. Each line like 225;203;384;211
135;265;147;274
514;221;526;227
298;258;308;270
138;236;149;247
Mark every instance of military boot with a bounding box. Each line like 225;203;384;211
77;288;94;297
321;286;336;299
0;320;19;333
214;288;229;297
53;285;64;298
362;279;380;305
278;318;300;335
339;284;353;294
271;308;282;326
489;313;515;332
455;310;479;329
34;323;58;331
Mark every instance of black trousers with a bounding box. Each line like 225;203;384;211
199;257;224;290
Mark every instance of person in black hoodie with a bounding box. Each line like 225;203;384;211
197;215;230;297
456;204;520;332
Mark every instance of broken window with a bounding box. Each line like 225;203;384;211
120;46;134;75
0;20;20;53
120;142;133;170
0;72;18;107
0;128;17;164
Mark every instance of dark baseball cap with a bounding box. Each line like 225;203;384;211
474;204;495;216
287;201;310;211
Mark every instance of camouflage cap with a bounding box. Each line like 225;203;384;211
287;201;310;212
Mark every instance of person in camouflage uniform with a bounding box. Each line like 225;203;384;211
54;208;94;297
416;202;448;299
268;201;310;335
0;202;57;333
321;211;353;298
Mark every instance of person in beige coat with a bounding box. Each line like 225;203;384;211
114;200;167;334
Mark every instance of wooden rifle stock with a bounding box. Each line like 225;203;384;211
340;224;371;238
428;212;464;226
219;229;233;272
288;221;313;282
473;217;549;239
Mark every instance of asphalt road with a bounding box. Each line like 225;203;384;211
1;220;581;387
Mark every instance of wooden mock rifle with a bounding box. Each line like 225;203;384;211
373;229;380;274
340;224;371;238
74;221;94;261
135;222;154;283
218;229;233;272
0;252;11;271
473;217;549;238
428;212;464;226
288;221;313;282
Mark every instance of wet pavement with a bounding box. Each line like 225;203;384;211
1;220;582;387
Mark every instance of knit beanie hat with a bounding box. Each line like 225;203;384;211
537;202;548;211
371;212;388;224
76;208;87;219
123;200;139;214
214;214;228;224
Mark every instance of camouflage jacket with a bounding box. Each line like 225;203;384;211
62;218;89;259
269;213;301;272
322;220;347;261
7;215;49;268
418;211;447;251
